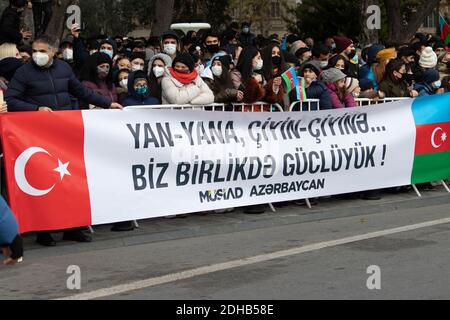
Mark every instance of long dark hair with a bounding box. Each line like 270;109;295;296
235;46;260;84
79;52;114;90
383;59;406;83
261;43;286;80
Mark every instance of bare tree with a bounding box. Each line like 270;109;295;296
45;0;80;46
385;0;441;44
151;0;175;36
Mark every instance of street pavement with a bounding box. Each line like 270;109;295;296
1;186;450;300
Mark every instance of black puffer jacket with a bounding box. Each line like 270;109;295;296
6;58;112;112
0;6;22;45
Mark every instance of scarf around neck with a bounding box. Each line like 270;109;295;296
169;67;198;85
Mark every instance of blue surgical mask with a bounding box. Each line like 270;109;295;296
100;49;113;59
432;80;442;89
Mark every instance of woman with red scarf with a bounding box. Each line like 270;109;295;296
161;53;214;105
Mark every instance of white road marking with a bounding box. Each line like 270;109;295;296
57;217;450;300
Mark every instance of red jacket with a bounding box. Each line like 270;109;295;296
326;82;356;109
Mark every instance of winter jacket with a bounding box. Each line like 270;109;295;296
289;80;333;111
0;57;23;82
204;77;239;104
161;69;214;105
6;59;112;112
81;80;118;109
378;77;410;98
0;6;22;45
326;82;356;109
413;82;436;97
122;71;159;107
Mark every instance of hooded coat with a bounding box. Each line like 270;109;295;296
122;71;159;107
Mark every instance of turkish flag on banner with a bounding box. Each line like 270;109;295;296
0;111;92;234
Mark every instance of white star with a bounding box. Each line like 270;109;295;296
442;132;447;142
54;159;71;181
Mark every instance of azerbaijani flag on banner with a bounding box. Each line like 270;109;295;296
440;14;450;48
282;67;307;101
411;94;450;184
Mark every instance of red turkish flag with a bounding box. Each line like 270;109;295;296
0;111;92;234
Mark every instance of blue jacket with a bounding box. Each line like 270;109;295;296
122;71;159;107
6;59;112;112
413;83;435;97
289;81;332;111
0;196;18;246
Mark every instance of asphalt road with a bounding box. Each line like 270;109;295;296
1;188;450;300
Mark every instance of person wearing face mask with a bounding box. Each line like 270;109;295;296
261;43;287;81
122;70;158;107
359;44;384;88
0;42;24;89
58;35;74;66
6;36;122;246
379;59;419;98
321;67;356;109
230;46;284;106
397;46;417;86
333;36;359;79
239;22;256;48
413;68;444;97
326;54;347;72
371;48;397;91
203;54;243;105
290;61;332;111
98;38;117;61
79;52;118;109
311;43;331;70
114;68;130;103
130;52;146;72
148;53;172;104
161;30;180;61
0;0;32;46
161;53;214;105
344;77;361;99
202;31;222;64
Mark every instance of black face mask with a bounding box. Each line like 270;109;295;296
404;73;414;84
272;55;281;67
206;44;220;54
347;49;357;59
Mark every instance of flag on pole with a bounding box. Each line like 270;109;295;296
439;14;450;48
282;67;307;101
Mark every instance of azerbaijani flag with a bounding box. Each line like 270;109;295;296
282;67;306;101
411;94;450;184
440;14;450;48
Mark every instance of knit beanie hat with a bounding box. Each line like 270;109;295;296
422;68;440;84
333;36;353;54
419;47;438;68
301;60;321;77
289;40;307;56
173;53;195;72
321;67;347;84
345;77;359;93
376;48;397;61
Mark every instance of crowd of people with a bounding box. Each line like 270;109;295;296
0;0;449;262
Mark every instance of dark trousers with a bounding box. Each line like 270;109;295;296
33;1;53;36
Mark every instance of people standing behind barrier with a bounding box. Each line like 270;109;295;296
230;46;284;107
202;31;221;65
413;68;444;96
359;44;384;89
321;67;356;109
289;40;311;70
115;68;130;104
378;59;418;98
358;78;381;100
0;0;32;46
122;71;158;106
161;31;180;61
326;54;347;72
311;43;331;69
397;46;417;86
0;195;23;266
290;61;332;111
161;53;214;105
204;54;243;105
344;77;361;99
115;56;132;72
79;52;118;109
239;22;256;48
415;46;438;83
332;36;359;78
130;52;146;73
148;53;172;104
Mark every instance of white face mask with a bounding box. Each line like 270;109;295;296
132;63;144;72
164;44;177;55
432;80;442;89
119;79;128;89
153;66;165;78
63;48;73;61
211;65;223;77
320;60;328;68
196;64;205;75
254;58;263;71
33;52;50;67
